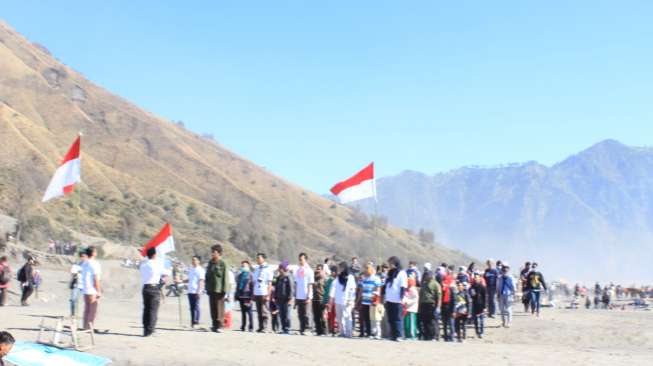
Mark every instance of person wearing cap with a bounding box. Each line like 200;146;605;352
483;259;499;318
456;266;469;284
406;260;421;283
274;261;293;334
496;263;516;328
359;262;382;338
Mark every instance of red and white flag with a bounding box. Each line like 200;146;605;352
141;223;175;257
42;135;82;203
330;162;376;204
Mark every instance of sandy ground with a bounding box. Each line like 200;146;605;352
1;259;652;366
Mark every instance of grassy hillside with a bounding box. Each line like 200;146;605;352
0;20;472;265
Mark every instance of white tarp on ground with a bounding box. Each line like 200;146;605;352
6;341;111;366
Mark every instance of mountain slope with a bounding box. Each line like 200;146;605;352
362;140;653;282
0;20;471;265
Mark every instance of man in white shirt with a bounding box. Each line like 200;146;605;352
383;256;408;342
140;247;171;337
294;252;314;335
81;246;102;330
187;256;205;328
252;253;273;332
69;251;87;317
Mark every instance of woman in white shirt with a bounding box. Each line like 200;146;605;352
329;261;357;338
383;256;408;341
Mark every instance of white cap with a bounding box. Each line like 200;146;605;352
424;262;432;271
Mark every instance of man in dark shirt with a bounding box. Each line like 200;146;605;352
205;244;229;332
526;263;547;317
18;257;36;306
0;331;15;366
483;259;499;318
312;264;327;335
274;261;293;334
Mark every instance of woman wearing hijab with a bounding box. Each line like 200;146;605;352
329;261;357;337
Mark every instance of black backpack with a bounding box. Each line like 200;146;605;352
17;265;27;283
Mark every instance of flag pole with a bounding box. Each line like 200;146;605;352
373;178;381;266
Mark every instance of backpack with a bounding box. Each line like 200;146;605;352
17;265;27;283
0;265;10;285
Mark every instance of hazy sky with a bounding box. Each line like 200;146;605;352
4;1;653;193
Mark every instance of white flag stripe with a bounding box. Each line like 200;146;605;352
337;178;376;204
42;158;81;202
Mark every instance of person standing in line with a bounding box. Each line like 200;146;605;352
17;256;36;306
0;256;12;307
453;281;470;342
235;260;254;332
274;261;293;334
187;256;205;328
294;252;314;335
205;244;229;333
253;253;273;333
330;261;357;338
81;247;102;330
483;259;499;318
470;272;487;338
497;263;516;328
311;264;327;336
358;262;382;338
323;265;337;336
520;261;532;313
69;251;88;316
0;331;15;366
440;265;456;342
140;247;170;337
526;262;547;317
418;270;441;341
383;256;408;342
402;277;419;340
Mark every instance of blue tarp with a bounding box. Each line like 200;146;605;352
6;341;111;366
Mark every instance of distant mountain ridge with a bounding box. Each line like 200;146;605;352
360;139;653;283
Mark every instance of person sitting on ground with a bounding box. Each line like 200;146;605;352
0;331;15;366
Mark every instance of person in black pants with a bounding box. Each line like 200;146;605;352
274;262;293;334
18;257;36;306
140;247;170;337
235;260;254;331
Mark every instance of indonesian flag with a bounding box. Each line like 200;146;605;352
330;162;376;204
141;223;175;257
42;135;82;203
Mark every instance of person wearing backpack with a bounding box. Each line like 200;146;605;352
18;256;36;306
0;256;11;306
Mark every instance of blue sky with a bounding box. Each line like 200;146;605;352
4;1;653;193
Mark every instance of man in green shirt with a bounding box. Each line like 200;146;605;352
205;244;229;332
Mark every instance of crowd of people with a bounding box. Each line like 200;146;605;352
47;239;79;256
134;244;553;342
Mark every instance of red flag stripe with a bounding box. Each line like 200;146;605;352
330;162;374;196
141;223;172;256
61;136;81;165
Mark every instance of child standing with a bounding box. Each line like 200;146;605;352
402;277;419;340
453;281;470;342
274;262;293;334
